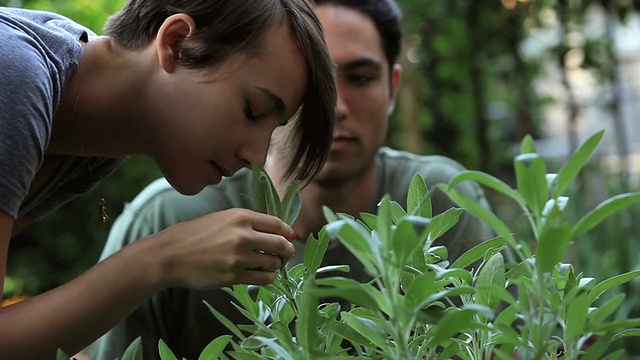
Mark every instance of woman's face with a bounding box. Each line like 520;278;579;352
149;19;308;195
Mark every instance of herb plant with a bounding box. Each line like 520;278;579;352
70;130;640;360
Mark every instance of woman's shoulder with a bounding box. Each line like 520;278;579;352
0;7;92;83
0;7;93;43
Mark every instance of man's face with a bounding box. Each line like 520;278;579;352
312;5;401;186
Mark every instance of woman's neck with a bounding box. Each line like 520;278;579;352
49;37;153;158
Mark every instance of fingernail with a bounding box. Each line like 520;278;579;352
292;232;297;241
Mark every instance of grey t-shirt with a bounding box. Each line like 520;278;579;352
0;7;124;220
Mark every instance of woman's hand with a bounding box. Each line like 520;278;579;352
140;208;295;290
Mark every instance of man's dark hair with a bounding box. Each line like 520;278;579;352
315;0;402;69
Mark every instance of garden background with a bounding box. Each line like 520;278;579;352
2;0;640;349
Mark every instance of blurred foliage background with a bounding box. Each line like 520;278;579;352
3;0;640;351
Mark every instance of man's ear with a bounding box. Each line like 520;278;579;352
155;13;196;72
387;63;402;115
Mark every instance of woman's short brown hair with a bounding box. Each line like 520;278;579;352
105;0;336;181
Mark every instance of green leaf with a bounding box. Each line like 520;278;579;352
326;320;375;348
552;130;604;197
475;284;515;307
447;171;526;209
158;339;179;360
120;337;143;360
303;228;330;277
390;200;407;224
405;272;438;309
252;164;268;214
426;208;463;242
297;279;319;357
226;351;264;360
590;318;640;332
56;349;70;360
520;134;537;154
600;349;625;360
260;171;281;216
198;335;232;360
492;322;521;346
435;268;473;285
536;217;572;274
204;300;247;340
475;252;506;310
377;195;393;250
514;153;548;217
440;185;517;248
326;219;378;276
226;284;259;315
417;286;475;309
359;212;378;231
391;218;421;267
425;245;449;265
408;173;431;218
565;290;590;341
495;303;518;326
450;235;506;269
249;337;295;360
588;293;625;325
571;193;640;239
425;307;488;348
280;181;301;225
323;205;338;223
612;328;640;341
341;312;389;351
312;277;386;313
316;265;350;274
588;270;640;303
579;332;614;360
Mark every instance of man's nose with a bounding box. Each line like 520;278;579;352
335;86;348;123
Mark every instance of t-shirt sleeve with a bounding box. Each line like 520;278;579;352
0;22;56;218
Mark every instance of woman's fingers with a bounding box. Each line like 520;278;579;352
248;211;295;241
246;232;295;260
153;208;298;290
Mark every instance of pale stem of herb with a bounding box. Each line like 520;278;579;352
379;262;413;360
276;265;299;314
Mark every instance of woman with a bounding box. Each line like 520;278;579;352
0;0;335;358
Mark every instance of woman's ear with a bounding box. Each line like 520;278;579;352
155;13;196;72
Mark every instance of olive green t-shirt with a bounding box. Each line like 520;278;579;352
91;147;494;360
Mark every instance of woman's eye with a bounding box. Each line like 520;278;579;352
244;102;260;121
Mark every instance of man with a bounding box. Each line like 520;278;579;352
91;0;494;358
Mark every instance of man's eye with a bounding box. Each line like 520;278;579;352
346;74;374;85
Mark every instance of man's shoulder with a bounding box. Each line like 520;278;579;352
377;147;469;183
